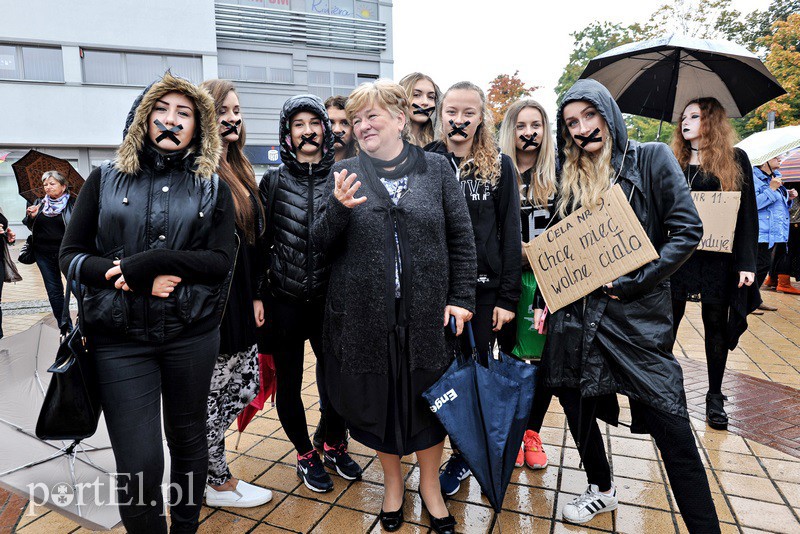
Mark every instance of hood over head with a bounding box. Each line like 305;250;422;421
557;79;630;175
279;94;335;177
115;70;221;179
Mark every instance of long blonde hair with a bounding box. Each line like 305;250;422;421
399;72;441;147
556;122;615;218
671;97;742;191
498;98;556;207
439;81;500;184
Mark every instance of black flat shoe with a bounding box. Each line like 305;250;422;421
706;392;729;430
378;498;404;532
420;495;456;534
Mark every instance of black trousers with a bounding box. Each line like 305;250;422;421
465;288;516;365
269;296;346;454
94;328;219;534
672;299;728;395
558;389;720;533
526;361;553;432
757;242;790;285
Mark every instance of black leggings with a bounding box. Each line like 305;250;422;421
270;296;346;455
526;361;553;432
672;299;728;394
94;329;219;534
757;242;790;285
558;389;720;533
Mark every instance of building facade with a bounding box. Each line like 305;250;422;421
0;0;393;222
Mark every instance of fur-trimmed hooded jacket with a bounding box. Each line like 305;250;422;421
59;72;235;343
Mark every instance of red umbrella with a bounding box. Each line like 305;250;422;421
11;150;85;203
234;353;277;449
780;149;800;183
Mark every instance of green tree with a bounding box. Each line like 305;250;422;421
645;0;745;42
554;21;643;103
746;14;800;131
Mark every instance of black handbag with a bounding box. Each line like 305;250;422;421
36;253;102;441
18;235;35;265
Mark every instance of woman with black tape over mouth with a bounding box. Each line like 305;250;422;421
198;79;273;509
498;98;558;473
670;97;759;432
59;71;236;533
325;95;358;162
399;72;441;147
533;79;720;532
426;82;522;497
257;94;362;494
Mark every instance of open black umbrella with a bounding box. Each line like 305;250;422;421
11;150;85;204
580;34;786;125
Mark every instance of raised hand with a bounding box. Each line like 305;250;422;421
333;170;367;208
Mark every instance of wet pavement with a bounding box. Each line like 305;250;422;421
2;248;800;533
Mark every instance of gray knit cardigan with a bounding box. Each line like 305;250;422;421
312;151;477;375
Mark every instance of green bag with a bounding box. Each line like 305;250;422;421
511;271;546;360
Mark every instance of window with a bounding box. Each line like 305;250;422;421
308;57;377;99
0;44;63;82
82;50;202;85
217;49;293;83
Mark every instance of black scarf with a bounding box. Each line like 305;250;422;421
361;141;420;182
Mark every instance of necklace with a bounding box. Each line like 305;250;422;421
686;165;702;190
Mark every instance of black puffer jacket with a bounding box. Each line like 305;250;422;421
259;94;335;301
541;79;702;431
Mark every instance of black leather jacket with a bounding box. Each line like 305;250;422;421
259;94;335;301
541;79;703;430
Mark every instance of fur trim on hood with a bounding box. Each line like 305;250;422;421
115;71;221;179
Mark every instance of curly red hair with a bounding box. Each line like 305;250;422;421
671;97;742;191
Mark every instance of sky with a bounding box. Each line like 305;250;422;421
392;0;770;122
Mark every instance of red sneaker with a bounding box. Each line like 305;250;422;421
523;430;548;469
514;442;524;467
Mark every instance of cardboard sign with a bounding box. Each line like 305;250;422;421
692;191;741;253
524;184;659;312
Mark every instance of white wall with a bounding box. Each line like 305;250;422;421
2;0;217;55
0;84;140;147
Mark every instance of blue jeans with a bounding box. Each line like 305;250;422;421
34;248;71;332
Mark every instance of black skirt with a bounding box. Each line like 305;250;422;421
342;299;446;456
671;250;737;304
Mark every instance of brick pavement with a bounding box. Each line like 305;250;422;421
2;256;800;533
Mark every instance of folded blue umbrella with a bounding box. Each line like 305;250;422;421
422;321;536;513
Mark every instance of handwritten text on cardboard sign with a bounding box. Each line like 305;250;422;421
524;185;659;312
692;191;741;253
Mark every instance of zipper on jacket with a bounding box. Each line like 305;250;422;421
306;167;314;302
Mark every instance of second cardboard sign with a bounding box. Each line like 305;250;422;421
692;191;741;253
523;185;659;312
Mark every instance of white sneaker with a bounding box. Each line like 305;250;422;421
562;484;618;524
205;481;273;508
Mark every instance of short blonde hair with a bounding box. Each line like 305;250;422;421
345;79;410;138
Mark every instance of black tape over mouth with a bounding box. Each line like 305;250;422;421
298;133;320;150
154;119;184;146
519;132;540;149
412;103;436;117
574;127;602;148
447;120;471;138
332;131;346;146
221;119;242;137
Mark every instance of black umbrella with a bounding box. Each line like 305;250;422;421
580;34;786;126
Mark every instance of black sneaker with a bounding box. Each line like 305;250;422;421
323;442;363;480
297;450;334;493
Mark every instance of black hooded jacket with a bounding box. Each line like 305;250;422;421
258;94;335;301
425;141;521;311
542;79;702;430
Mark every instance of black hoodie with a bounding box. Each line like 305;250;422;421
259;94;335;301
425;141;521;311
